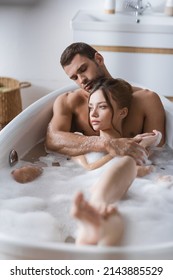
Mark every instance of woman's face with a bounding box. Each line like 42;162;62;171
89;89;119;131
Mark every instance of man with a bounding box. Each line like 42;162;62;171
46;42;165;165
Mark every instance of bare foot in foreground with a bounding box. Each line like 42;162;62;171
11;165;43;183
70;192;124;246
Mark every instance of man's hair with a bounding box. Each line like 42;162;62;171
60;42;97;67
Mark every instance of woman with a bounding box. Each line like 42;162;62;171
71;78;162;246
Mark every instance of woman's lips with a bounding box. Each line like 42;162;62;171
91;120;100;125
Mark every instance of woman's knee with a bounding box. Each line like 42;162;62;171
123;156;137;176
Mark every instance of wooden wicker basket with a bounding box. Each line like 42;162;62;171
0;77;31;129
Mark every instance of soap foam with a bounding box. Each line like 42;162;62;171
0;145;173;247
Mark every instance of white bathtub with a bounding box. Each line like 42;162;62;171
0;84;173;260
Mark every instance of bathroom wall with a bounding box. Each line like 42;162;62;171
0;0;167;107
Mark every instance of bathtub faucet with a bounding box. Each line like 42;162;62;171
125;0;151;16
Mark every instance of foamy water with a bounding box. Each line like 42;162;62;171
0;145;173;247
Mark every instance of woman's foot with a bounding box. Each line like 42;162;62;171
71;192;123;246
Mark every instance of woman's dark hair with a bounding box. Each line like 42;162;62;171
88;78;133;131
60;42;97;67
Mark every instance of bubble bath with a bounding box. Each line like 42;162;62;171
0;84;173;259
1;143;173;247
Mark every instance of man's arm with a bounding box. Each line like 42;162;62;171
45;92;107;156
46;125;147;165
45;92;147;164
139;90;165;146
46;127;106;156
132;85;165;146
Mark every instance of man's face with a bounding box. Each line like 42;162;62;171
63;54;105;92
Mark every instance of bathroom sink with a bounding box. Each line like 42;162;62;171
71;10;173;97
71;10;173;34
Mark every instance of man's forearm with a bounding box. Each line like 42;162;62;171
46;130;106;156
45;125;148;164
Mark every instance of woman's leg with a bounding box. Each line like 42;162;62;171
90;155;137;209
71;156;136;246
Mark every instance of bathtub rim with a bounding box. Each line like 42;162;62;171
0;83;77;168
1;232;173;260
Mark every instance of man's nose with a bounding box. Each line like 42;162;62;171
78;75;87;85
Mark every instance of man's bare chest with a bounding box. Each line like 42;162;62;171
123;110;144;138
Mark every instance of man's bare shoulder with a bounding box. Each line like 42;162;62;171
132;88;165;125
127;83;161;104
132;85;159;96
133;88;162;104
54;88;87;108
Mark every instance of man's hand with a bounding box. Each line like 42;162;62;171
104;137;148;165
134;130;162;148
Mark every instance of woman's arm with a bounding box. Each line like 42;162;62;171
72;154;113;171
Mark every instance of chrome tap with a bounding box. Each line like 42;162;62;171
125;0;151;16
